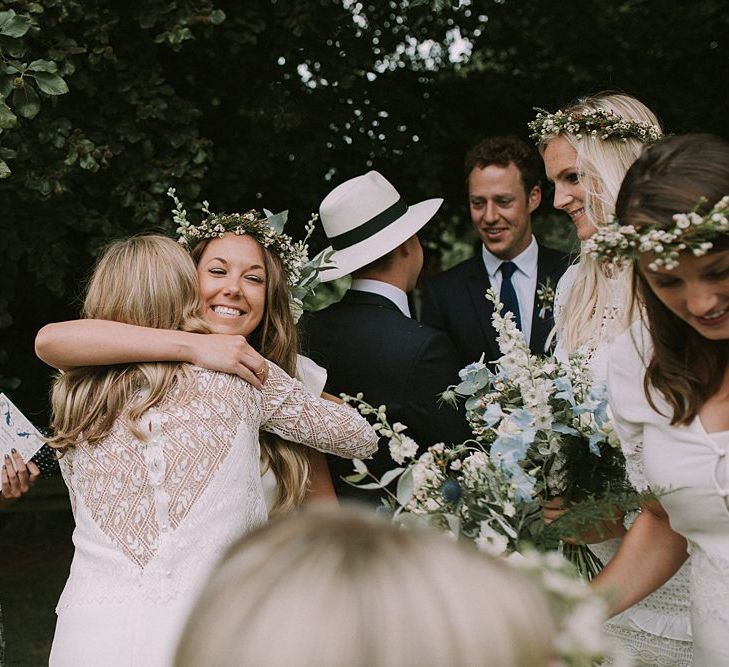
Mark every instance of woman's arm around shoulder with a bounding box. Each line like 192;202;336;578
35;319;266;388
256;363;378;460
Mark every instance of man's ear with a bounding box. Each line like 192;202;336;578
527;185;541;213
398;235;416;257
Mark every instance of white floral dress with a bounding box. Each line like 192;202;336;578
49;363;377;667
554;265;692;666
609;321;729;666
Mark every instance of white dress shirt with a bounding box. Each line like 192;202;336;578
481;236;538;345
350;278;411;318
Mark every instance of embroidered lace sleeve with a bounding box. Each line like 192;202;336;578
257;363;378;459
607;323;653;492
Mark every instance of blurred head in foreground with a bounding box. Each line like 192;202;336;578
175;506;556;667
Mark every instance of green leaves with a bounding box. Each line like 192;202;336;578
0;100;16;129
11;83;40;118
30;71;69;95
0;10;32;39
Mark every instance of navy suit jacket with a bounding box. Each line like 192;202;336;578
420;245;570;368
300;289;472;502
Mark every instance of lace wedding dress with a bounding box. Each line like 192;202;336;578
609;322;729;667
554;265;693;666
49;363;377;667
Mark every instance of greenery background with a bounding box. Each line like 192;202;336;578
0;0;727;663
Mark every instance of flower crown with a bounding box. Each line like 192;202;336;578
528;106;662;145
168;188;333;322
584;195;729;271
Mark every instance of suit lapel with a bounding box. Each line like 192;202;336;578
465;256;500;361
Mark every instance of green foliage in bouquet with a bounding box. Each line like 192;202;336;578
343;396;630;666
347;290;651;578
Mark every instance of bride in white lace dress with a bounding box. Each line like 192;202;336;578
596;133;729;666
535;93;692;665
42;235;378;667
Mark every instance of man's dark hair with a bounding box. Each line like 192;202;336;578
352;247;397;277
464;135;542;195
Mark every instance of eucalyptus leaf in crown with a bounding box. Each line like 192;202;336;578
167;188;334;322
528;107;662;145
584;195;729;271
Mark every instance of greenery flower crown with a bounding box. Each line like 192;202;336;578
528;107;662;145
168;188;332;322
583;195;729;271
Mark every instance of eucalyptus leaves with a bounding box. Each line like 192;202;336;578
0;9;70;177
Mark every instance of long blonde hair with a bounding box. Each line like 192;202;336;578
176;507;557;667
48;235;209;449
539;93;662;353
191;237;310;516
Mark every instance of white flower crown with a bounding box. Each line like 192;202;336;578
583;195;729;271
168;188;333;322
528;107;662;145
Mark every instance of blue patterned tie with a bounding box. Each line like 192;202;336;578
499;261;521;331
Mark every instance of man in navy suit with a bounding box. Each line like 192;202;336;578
301;171;471;502
420;136;570;367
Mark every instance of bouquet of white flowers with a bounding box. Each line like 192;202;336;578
347;290;641;577
343;398;628;666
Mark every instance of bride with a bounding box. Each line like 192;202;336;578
533;93;692;665
42;230;377;666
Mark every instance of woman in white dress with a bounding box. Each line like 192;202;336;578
43;233;378;666
36;217;337;516
532;93;693;665
593;133;729;666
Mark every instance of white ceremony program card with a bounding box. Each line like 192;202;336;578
0;392;45;463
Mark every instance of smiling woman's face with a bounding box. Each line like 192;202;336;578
543;135;594;241
640;247;729;341
196;233;267;336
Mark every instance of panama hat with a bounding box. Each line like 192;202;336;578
318;171;443;282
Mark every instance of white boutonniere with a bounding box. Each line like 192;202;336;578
536;277;556;319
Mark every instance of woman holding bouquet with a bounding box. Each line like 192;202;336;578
531;93;692;664
43;232;377;666
594;133;729;666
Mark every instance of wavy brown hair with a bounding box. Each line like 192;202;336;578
191;236;310;516
49;236;210;449
615;134;729;424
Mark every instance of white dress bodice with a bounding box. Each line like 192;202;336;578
51;363;377;666
554;267;692;666
609;323;729;666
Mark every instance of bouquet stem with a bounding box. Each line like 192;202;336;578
560;543;604;580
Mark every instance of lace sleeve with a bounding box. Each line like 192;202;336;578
607;324;652;492
258;363;378;459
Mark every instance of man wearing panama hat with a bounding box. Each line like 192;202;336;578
301;171;471;502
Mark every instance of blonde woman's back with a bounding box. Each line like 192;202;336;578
50;364;377;667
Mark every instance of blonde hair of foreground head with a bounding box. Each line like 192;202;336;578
539;93;662;354
48;235;209;449
191;236;309;517
175;507;557;667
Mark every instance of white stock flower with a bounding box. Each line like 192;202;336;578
388;434;418;464
475;522;509;556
